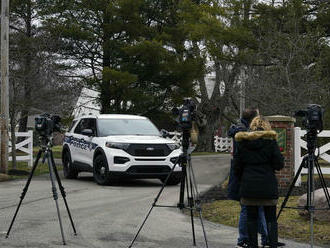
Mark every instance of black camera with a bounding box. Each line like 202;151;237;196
35;113;61;137
172;99;196;131
295;104;324;132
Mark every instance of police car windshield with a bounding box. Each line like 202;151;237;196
97;119;160;136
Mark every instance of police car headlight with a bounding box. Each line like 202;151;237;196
105;142;130;151
167;143;180;151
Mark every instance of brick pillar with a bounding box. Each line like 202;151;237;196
266;115;296;190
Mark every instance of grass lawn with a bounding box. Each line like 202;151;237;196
317;159;330;168
33;145;63;159
6;146;63;181
301;174;330;182
202;197;330;246
15;145;62;160
7;161;62;180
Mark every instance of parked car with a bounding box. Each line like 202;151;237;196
62;114;182;185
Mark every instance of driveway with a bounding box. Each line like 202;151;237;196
0;154;322;248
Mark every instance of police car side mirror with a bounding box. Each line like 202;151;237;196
81;129;94;137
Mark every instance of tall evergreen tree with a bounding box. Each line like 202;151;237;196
40;0;203;114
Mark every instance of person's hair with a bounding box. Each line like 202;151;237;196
242;108;259;124
250;115;272;131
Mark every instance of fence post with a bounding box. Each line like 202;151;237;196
28;130;33;167
8;131;34;167
294;127;302;186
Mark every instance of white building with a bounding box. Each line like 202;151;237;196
72;87;101;118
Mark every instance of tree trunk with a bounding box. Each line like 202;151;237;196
195;61;224;152
196;107;222;152
100;9;112;114
100;87;111;114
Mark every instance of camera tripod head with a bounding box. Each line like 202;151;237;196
295;104;324;132
39;136;54;150
306;128;318;156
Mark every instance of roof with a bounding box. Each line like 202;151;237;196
76;114;147;120
97;114;147;120
72;87;101;118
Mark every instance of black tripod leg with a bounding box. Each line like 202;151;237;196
46;152;66;245
50;150;77;235
178;163;186;209
6;149;43;238
187;174;197;246
188;161;209;248
197;210;209;248
315;160;330;208
128;157;180;248
277;158;306;220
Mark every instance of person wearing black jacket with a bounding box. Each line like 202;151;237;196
234;116;284;248
228;109;269;248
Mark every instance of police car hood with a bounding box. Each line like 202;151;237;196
104;135;175;144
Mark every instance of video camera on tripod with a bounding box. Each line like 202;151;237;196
295;104;324;133
172;99;198;148
278;104;330;248
129;98;208;248
172;98;196;131
6;113;77;245
295;104;324;152
35;113;61;137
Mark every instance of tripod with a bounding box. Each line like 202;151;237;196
277;129;330;247
128;130;208;248
6;136;77;245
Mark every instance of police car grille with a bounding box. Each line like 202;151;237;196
127;144;170;157
127;166;171;174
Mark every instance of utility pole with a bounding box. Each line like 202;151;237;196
1;0;10;174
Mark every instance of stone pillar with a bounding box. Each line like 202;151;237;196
266;115;296;189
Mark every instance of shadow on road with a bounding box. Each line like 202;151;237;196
75;176;175;188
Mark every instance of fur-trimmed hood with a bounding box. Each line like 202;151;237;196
235;130;277;142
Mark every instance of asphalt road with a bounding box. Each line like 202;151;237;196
0;154;322;248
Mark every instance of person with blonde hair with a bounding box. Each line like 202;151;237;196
233;116;284;248
228;109;269;248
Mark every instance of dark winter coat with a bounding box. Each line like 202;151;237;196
233;130;284;200
227;118;249;201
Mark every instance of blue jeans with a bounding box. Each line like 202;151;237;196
238;205;268;245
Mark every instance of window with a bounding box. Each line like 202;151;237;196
68;120;77;132
97;119;159;137
74;118;97;135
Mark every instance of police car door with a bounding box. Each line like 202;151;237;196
79;118;97;166
72;118;96;166
71;118;88;164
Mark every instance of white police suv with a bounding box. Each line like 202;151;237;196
62;114;182;185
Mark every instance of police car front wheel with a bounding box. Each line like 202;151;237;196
93;155;111;185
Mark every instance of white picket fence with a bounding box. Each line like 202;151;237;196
168;132;232;152
168;131;182;144
214;136;233;152
8;131;34;167
294;127;330;186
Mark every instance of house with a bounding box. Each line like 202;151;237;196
72;87;101;118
